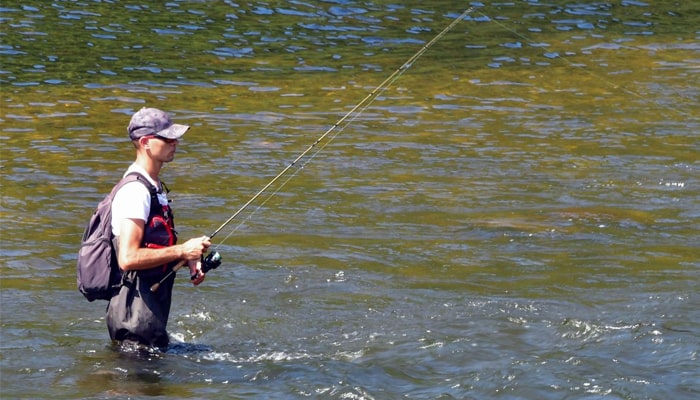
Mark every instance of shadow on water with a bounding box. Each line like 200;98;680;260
70;341;284;398
71;344;197;398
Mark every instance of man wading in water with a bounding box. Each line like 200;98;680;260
107;107;211;351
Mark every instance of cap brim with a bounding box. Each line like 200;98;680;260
156;123;189;139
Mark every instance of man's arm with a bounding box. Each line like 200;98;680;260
117;217;209;271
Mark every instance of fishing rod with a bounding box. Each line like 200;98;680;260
151;7;474;292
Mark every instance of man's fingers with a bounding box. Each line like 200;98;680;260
191;272;205;286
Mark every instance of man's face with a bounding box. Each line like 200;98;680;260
144;135;178;162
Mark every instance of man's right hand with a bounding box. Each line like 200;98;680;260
180;236;211;260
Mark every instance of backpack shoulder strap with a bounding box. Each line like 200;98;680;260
121;172;156;194
108;172;162;256
117;172;160;215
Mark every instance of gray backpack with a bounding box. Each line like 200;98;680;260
77;172;156;301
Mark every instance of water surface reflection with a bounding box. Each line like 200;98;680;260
1;1;698;399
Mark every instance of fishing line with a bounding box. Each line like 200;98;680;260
151;7;475;291
211;7;475;248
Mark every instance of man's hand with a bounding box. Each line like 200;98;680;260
180;236;211;260
188;259;206;286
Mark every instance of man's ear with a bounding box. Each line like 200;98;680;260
138;136;151;149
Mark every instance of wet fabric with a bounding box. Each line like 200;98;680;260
106;268;176;350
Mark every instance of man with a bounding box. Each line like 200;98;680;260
106;107;211;351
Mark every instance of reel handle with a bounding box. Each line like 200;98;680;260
193;251;222;279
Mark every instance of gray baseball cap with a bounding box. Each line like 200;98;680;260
127;107;189;140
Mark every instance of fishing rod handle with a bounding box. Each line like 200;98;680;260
149;259;187;292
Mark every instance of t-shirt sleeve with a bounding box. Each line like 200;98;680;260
111;181;151;236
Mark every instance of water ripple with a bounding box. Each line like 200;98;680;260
0;1;697;399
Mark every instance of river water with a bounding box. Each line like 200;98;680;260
1;1;698;399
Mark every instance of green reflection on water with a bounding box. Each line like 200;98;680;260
1;1;697;292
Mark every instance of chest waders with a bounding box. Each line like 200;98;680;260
106;179;178;351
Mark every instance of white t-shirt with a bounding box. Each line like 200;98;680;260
111;163;170;237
